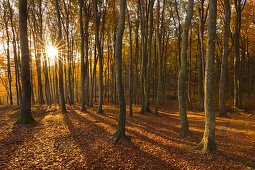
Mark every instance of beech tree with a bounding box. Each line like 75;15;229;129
15;0;35;124
219;0;231;117
112;0;127;144
93;0;104;114
55;0;66;112
177;0;193;137
195;0;217;153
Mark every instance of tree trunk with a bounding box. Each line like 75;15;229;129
80;0;87;112
177;0;193;137
126;6;133;116
8;0;20;105
55;0;66;112
154;0;165;115
195;0;217;153
15;0;35;124
219;0;231;117
112;0;127;144
139;0;146;113
234;0;246;108
4;11;13;105
93;0;104;114
197;0;208;111
145;0;155;112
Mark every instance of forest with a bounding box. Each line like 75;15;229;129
0;0;254;169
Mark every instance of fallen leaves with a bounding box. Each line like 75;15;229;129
0;102;254;169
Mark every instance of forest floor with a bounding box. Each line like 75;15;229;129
0;100;255;169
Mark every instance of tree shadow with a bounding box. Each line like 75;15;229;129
62;108;176;169
0;123;41;168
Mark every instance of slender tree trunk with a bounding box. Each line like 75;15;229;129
4;12;13;105
80;0;87;112
134;5;139;105
8;0;20;105
177;0;193;137
93;0;104;114
55;0;66;112
219;0;231;117
15;0;35;124
139;0;146;113
197;0;208;111
195;0;217;153
84;10;90;106
112;0;127;144
234;0;246;108
126;6;133;116
145;0;155;112
154;0;165;115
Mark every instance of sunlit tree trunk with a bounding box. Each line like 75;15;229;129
177;0;193;137
4;11;13;105
197;0;208;111
15;0;35;124
195;0;217;153
8;0;20;105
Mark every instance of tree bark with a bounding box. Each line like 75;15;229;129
4;10;13;105
195;0;217;153
80;0;87;112
93;0;104;113
154;0;165;115
112;0;127;144
234;0;246;108
177;0;193;137
15;0;35;124
219;0;231;117
8;0;20;105
197;0;208;111
126;5;133;116
55;0;66;112
144;0;155;112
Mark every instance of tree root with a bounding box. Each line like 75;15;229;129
110;131;130;145
219;113;230;118
177;130;191;138
193;139;217;157
14;115;36;125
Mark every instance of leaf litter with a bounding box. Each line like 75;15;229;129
0;101;254;169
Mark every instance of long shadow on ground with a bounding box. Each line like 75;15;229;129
62;107;175;169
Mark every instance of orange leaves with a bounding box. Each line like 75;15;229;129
0;104;254;169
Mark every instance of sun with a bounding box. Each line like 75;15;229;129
46;45;58;59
